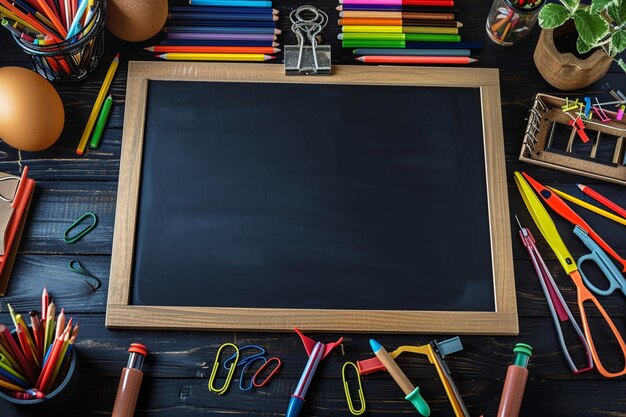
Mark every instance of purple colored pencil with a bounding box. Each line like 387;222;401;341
167;32;277;41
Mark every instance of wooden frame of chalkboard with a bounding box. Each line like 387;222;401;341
106;62;517;334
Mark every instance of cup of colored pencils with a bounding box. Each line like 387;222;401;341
0;288;80;407
1;0;107;82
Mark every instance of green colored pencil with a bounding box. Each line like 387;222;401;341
89;95;113;149
353;48;470;56
338;32;460;42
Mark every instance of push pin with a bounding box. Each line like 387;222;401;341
284;5;331;75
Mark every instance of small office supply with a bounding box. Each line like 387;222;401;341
496;343;532;417
338;32;461;42
547;186;626;227
251;356;281;388
578;183;626;219
573;225;626;298
63;212;97;244
145;45;280;53
112;343;147;417
342;362;366;416
339;0;454;5
89;94;113;149
0;167;35;296
338;18;463;26
370;339;430;416
286;328;343;417
190;0;273;6
156;52;275;61
76;54;119;155
208;343;238;395
356;55;475;64
339;10;456;19
285;5;331;75
239;357;266;391
223;345;265;370
353;47;470;55
342;25;459;34
515;217;593;374
68;259;102;291
520;93;626;186
515;172;626;378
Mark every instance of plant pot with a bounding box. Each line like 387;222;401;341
533;26;613;91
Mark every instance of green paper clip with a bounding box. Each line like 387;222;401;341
342;362;366;415
208;343;239;395
68;259;102;291
63;212;97;244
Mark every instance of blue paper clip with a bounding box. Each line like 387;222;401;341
223;345;266;370
239;356;267;391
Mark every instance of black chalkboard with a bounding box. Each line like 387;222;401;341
130;79;495;312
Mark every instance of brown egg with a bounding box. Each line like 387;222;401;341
107;0;168;42
0;67;64;152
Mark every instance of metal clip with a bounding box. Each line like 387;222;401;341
208;343;238;395
252;356;282;388
342;362;366;416
285;5;331;75
63;212;97;244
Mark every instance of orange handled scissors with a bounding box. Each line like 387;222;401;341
515;172;626;378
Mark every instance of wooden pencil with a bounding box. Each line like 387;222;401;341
356;55;476;64
342;25;459;34
339;10;455;19
156;52;275;61
338;17;462;26
145;45;280;53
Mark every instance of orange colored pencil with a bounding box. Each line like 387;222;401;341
0;0;60;41
144;45;280;54
34;0;67;37
356;55;476;64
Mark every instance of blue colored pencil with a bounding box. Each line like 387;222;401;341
189;0;273;7
353;48;470;56
170;6;278;14
161;39;278;46
164;26;280;34
168;12;277;21
166;19;276;27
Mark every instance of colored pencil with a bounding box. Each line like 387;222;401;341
89;94;113;149
170;6;279;14
548;187;626;227
166;19;277;27
578;184;626;219
0;325;34;383
66;0;87;38
189;0;273;7
167;32;276;41
29;311;42;362
44;301;55;353
0;342;23;375
168;11;278;21
338;17;462;26
337;4;457;11
339;0;453;5
41;287;49;322
156;53;275;61
76;53;119;155
34;0;66;37
0;377;26;392
342;40;476;48
338;32;461;42
160;39;280;46
339;10;455;19
0;360;28;386
145;45;279;53
163;26;281;34
353;47;469;55
343;25;458;34
0;368;29;389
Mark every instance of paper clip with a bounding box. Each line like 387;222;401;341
342;362;366;416
68;259;102;291
208;343;238;395
63;212;97;244
561;97;579;112
239;356;266;391
592;98;610;122
223;345;266;370
252;356;282;388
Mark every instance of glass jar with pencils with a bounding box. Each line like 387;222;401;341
5;0;107;82
486;0;544;46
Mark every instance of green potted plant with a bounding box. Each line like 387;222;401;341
533;0;625;90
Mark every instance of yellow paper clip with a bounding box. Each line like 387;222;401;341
561;97;579;112
208;343;239;395
342;362;366;416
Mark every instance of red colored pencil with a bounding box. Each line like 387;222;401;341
356;55;476;64
41;287;49;322
145;45;280;54
0;325;33;382
578;184;626;219
37;322;71;393
15;324;37;372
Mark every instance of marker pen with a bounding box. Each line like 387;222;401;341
497;343;532;417
112;343;148;417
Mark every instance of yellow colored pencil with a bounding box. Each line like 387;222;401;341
0;377;25;392
156;53;275;62
76;54;119;155
548;187;626;227
342;25;458;34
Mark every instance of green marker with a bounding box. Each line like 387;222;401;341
89;94;113;149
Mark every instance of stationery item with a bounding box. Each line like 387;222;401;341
347;40;482;48
76;54;119;155
578;183;626;219
342;362;366;416
239;356;266;391
522;172;626;272
169;5;279;14
515;171;626;378
516;217;593;374
165;19;277;27
251;357;281;388
63;212;97;244
65;0;87;38
163;26;281;34
68;259;101;290
160;39;280;46
145;45;280;53
189;0;272;6
369;339;430;416
519;94;626;186
548;186;626;227
0;167;36;296
223;345;265;370
208;343;238;395
356;55;476;64
112;343;148;417
339;10;456;19
574;225;626;297
286;328;343;417
284;5;331;75
166;32;277;41
89;94;112;149
156;53;274;61
339;0;454;5
338;17;463;26
338;32;461;42
343;24;458;34
486;0;543;46
337;4;457;11
353;47;469;55
168;11;278;21
496;343;532;417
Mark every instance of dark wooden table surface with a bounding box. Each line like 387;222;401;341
0;0;625;416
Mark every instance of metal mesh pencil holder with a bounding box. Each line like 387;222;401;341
11;0;106;82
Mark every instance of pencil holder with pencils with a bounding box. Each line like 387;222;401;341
486;0;544;46
7;0;107;82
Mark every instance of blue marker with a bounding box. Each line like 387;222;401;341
286;328;343;417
